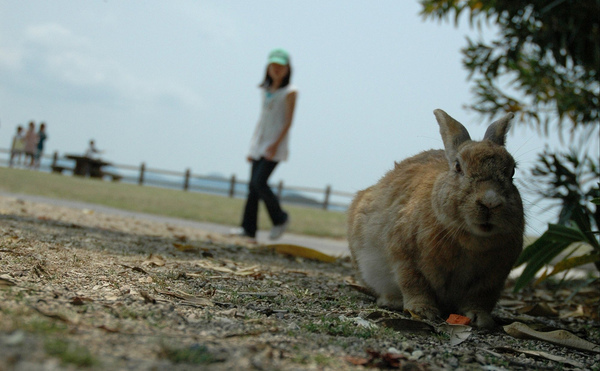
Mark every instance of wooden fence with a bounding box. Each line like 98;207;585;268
0;148;354;211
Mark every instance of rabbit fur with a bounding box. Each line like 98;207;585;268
348;109;524;328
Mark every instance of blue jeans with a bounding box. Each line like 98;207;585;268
241;158;288;237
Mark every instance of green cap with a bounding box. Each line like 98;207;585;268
267;48;290;65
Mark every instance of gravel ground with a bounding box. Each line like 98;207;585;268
0;195;599;370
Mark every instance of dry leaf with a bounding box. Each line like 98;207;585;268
139;290;157;304
577;286;600;297
497;299;527;308
173;234;187;241
120;265;148;275
404;309;423;320
517;302;559;317
194;261;259;276
0;274;17;287
238;291;278;297
268;244;337;263
70;296;93;306
561;304;593;319
287;269;309;275
97;325;120;333
354;317;378;329
345;355;370;366
173;242;197;252
183;272;202;278
220;308;238;316
338;315;378;330
196;260;232;273
234;265;260;276
504;322;600;353
142;254;165;267
155;288;214;307
438;323;472;346
345;280;376;297
29;305;77;324
210;266;235;274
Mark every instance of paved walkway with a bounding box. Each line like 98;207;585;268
0;191;350;257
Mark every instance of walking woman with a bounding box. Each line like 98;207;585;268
232;48;298;241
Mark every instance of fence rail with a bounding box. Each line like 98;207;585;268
0;148;354;211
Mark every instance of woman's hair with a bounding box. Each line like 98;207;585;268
259;63;292;89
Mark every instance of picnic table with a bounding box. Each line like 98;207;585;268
67;155;109;178
51;154;122;181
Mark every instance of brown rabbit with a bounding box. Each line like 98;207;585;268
348;109;524;328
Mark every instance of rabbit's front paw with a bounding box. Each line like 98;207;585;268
465;310;495;328
405;303;440;321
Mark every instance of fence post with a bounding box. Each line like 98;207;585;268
184;168;190;191
323;185;331;210
277;181;284;199
52;151;58;167
229;175;236;198
138;162;145;185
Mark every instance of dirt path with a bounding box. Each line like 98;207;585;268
0;195;598;370
0;191;350;258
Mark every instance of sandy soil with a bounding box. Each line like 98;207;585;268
0;195;598;370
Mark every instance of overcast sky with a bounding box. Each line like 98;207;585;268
1;1;597;235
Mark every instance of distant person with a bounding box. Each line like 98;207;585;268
85;139;103;159
23;121;39;168
9;125;25;167
34;122;48;169
230;48;298;241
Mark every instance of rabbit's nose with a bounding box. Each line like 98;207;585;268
479;190;503;210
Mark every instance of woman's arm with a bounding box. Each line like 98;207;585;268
265;91;297;160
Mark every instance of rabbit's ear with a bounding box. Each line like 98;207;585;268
484;113;514;146
433;109;471;160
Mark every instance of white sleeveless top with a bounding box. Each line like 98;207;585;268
248;84;297;162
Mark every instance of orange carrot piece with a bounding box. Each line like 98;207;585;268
446;314;471;325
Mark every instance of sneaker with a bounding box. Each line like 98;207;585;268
269;217;290;240
229;227;256;242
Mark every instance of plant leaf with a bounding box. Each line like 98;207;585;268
547;223;588;242
514;223;582;266
514;222;594;292
548;253;600;277
514;240;570;292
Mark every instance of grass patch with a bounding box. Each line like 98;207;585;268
44;338;98;367
303;316;377;339
0;167;347;239
160;343;215;365
11;316;69;337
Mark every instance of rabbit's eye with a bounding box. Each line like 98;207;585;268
454;160;463;175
